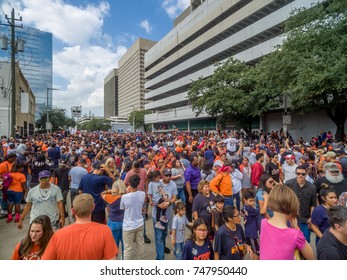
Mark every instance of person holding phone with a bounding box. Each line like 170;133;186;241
18;170;65;230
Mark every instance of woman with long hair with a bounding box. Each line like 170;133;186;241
182;218;214;260
11;215;53;260
7;163;27;223
105;158;119;180
311;184;337;245
255;173;276;228
101;180;127;259
214;205;253;260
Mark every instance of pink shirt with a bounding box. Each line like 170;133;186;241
260;219;306;260
124;169;147;192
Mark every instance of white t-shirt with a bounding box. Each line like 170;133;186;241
222;137;238;152
26;184;63;224
282;163;298;183
120;191;145;231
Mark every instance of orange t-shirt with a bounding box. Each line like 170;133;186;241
210;172;232;196
9;172;26;192
41;222;118;260
0;161;14;175
11;242;41;260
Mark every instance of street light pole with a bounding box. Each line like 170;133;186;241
46;87;58;132
130;105;136;133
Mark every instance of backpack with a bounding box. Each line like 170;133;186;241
338;192;347;207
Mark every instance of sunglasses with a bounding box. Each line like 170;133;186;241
296;172;306;176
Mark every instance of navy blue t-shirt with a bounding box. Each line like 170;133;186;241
182;239;214;260
214;224;246;260
241;205;260;239
79;174;113;212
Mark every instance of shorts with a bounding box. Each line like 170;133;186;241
7;190;23;205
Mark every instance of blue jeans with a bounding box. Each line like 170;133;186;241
299;222;311;243
107;220;124;259
152;218;168;260
177;187;186;204
174;242;184;260
233;192;241;212
7;190;22;205
224;196;234;207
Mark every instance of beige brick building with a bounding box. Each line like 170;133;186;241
118;38;156;117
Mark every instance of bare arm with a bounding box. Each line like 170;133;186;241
57;200;65;227
18;202;32;229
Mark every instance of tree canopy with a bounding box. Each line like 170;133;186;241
36;108;76;132
187;0;347;139
128;110;151;131
77;118;111;131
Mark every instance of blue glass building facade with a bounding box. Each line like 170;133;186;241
0;26;52;119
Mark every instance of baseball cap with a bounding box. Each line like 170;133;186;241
38;170;51;179
323;151;336;158
300;155;309;161
163;168;172;176
324;162;340;172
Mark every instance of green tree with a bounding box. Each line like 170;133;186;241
128;110;151;131
77;118;111;131
188;57;264;132
36;108;76;131
253;0;347;140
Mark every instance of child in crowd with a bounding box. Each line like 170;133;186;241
241;190;260;257
259;185;314;260
182;218;214;260
171;202;193;260
147;170;169;230
212;195;224;232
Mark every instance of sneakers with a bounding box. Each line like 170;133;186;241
6;214;13;223
155;221;165;230
14;214;20;223
160;216;168;223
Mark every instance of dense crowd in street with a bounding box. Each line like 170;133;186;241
0;128;346;260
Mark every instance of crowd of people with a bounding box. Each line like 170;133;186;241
0;128;346;260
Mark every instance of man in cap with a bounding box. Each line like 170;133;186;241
314;162;347;204
149;168;177;259
18;170;65;230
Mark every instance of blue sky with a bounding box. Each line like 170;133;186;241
0;0;190;116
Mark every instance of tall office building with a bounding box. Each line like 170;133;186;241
104;68;118;118
118;38;156;117
144;0;321;131
0;26;52;119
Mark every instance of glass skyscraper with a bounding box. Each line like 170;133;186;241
0;26;52;119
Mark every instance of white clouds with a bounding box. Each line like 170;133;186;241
140;19;152;33
16;0;110;46
0;0;128;117
161;0;190;19
53;45;126;114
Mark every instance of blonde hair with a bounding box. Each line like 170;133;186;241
105;158;116;171
73;194;94;218
198;180;210;193
268;184;299;218
111;180;127;195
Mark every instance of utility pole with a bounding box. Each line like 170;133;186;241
46;88;58;133
1;8;23;138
